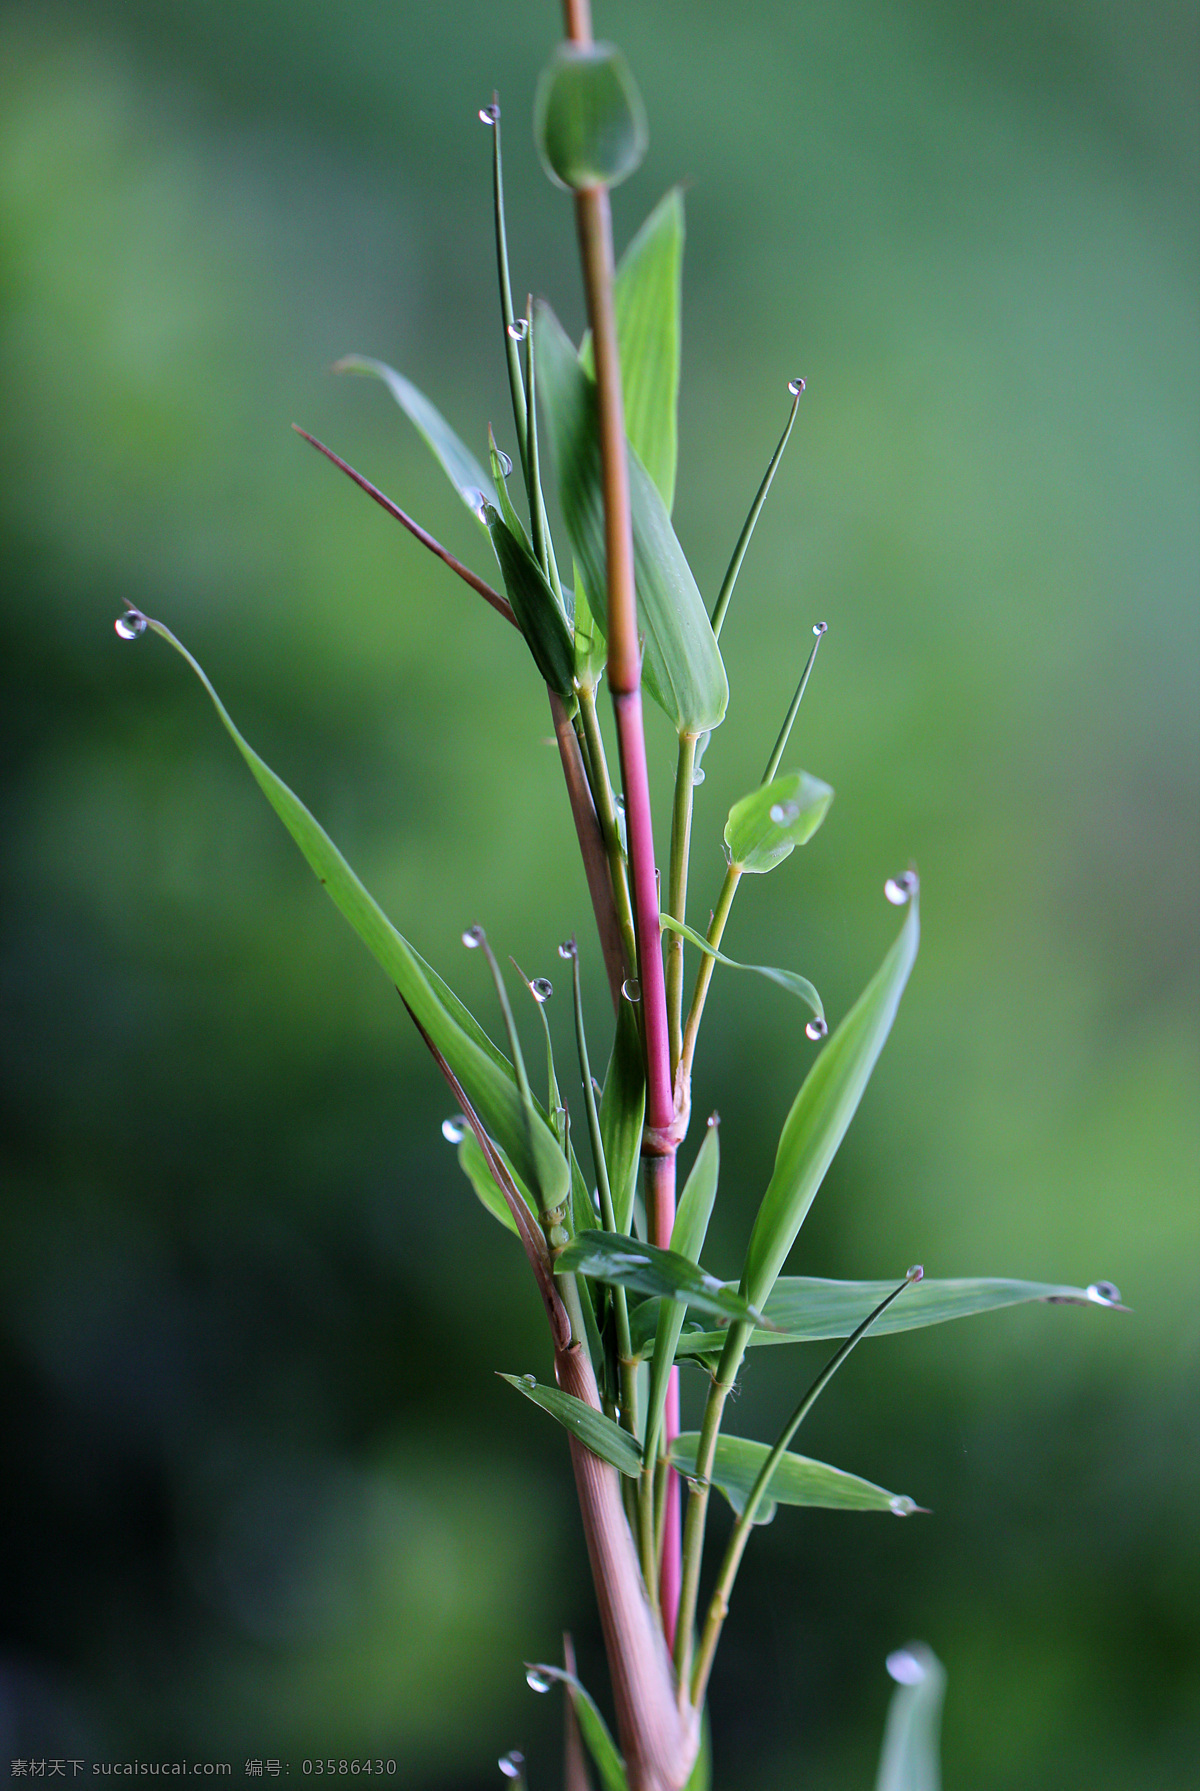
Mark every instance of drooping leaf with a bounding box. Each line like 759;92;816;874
655;1274;1127;1360
484;435;576;698
147;619;571;1212
599;994;645;1234
875;1645;946;1791
334;355;496;521
671;1433;921;1524
534;42;648;192
523;1665;628;1791
644;1121;720;1463
724;770;834;874
742;893;920;1311
581;188;684;511
659;914;824;1026
455;1128;530;1236
500;1374;643;1478
535;302;728;735
556;1231;770;1329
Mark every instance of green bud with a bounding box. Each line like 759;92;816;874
534;43;648;192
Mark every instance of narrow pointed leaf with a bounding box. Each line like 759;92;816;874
147;619;571;1211
335;355;496;520
644;1122;720;1462
485;504;576;697
659;914;824;1024
581;188;684;511
557;1231;770;1328
456;1129;529;1236
599;995;645;1234
875;1646;946;1791
500;1374;643;1477
672;1433;921;1519
663;1274;1128;1359
523;1665;628;1791
725;770;834;874
536;302;728;734
743;894;920;1311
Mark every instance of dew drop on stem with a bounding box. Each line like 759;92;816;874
805;1017;828;1041
525;1667;552;1694
557;939;577;960
692;766;706;786
479;103;499;125
441;1116;467;1144
115;609;147;641
621;978;641;1003
507;318;529;342
496;448;513;478
884;871;919;906
530;977;553;1003
787;376;806;396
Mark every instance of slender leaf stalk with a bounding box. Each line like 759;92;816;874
709;384;803;642
689;1270;921;1708
673;1321;751;1686
550;692;627;1011
665;731;698;1071
488;98;530;491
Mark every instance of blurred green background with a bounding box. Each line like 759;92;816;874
1;1;1196;1785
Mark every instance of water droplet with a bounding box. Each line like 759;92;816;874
521;1373;536;1388
1087;1280;1122;1306
466;488;489;521
787;376;806;397
496;448;513;478
479;104;500;125
813;620;828;636
525;1667;552;1694
557;939;576;960
498;1753;524;1780
769;800;801;825
692;767;706;786
888;1496;919;1518
906;1264;924;1282
115;609;147;641
507;318;529;342
884;871;919;906
805;1017;828;1041
707;1111;720;1128
886;1647;926;1682
462;925;485;949
441;1116;467;1144
621;978;641;1003
530;977;553;1003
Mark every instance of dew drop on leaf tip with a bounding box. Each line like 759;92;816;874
1087;1280;1122;1306
531;977;553;1003
115;609;147;641
813;620;828;636
557;939;576;960
884;871;919;906
479;104;499;125
787;376;806;396
525;1667;552;1694
805;1017;828;1041
906;1264;924;1282
462;925;485;948
498;1753;524;1781
507;318;529;342
885;1647;927;1682
441;1116;467;1145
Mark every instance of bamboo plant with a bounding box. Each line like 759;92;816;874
112;7;1124;1787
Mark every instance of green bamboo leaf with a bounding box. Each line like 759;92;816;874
454;1126;529;1236
599;995;645;1234
875;1646;946;1791
534;43;648;192
334;355;496;522
742;890;920;1312
500;1373;643;1478
659;914;824;1027
661;1274;1129;1360
671;1433;921;1522
581;188;685;511
523;1665;628;1791
557;1230;770;1329
644;1120;720;1463
571;560;606;687
535;302;728;735
484;436;575;699
147;619;571;1212
724;770;834;874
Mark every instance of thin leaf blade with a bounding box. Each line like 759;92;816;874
500;1374;643;1478
659;914;824;1025
535;302;728;734
335;355;496;520
742;893;920;1312
523;1665;628;1791
599;995;645;1234
671;1433;921;1520
557;1231;769;1328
